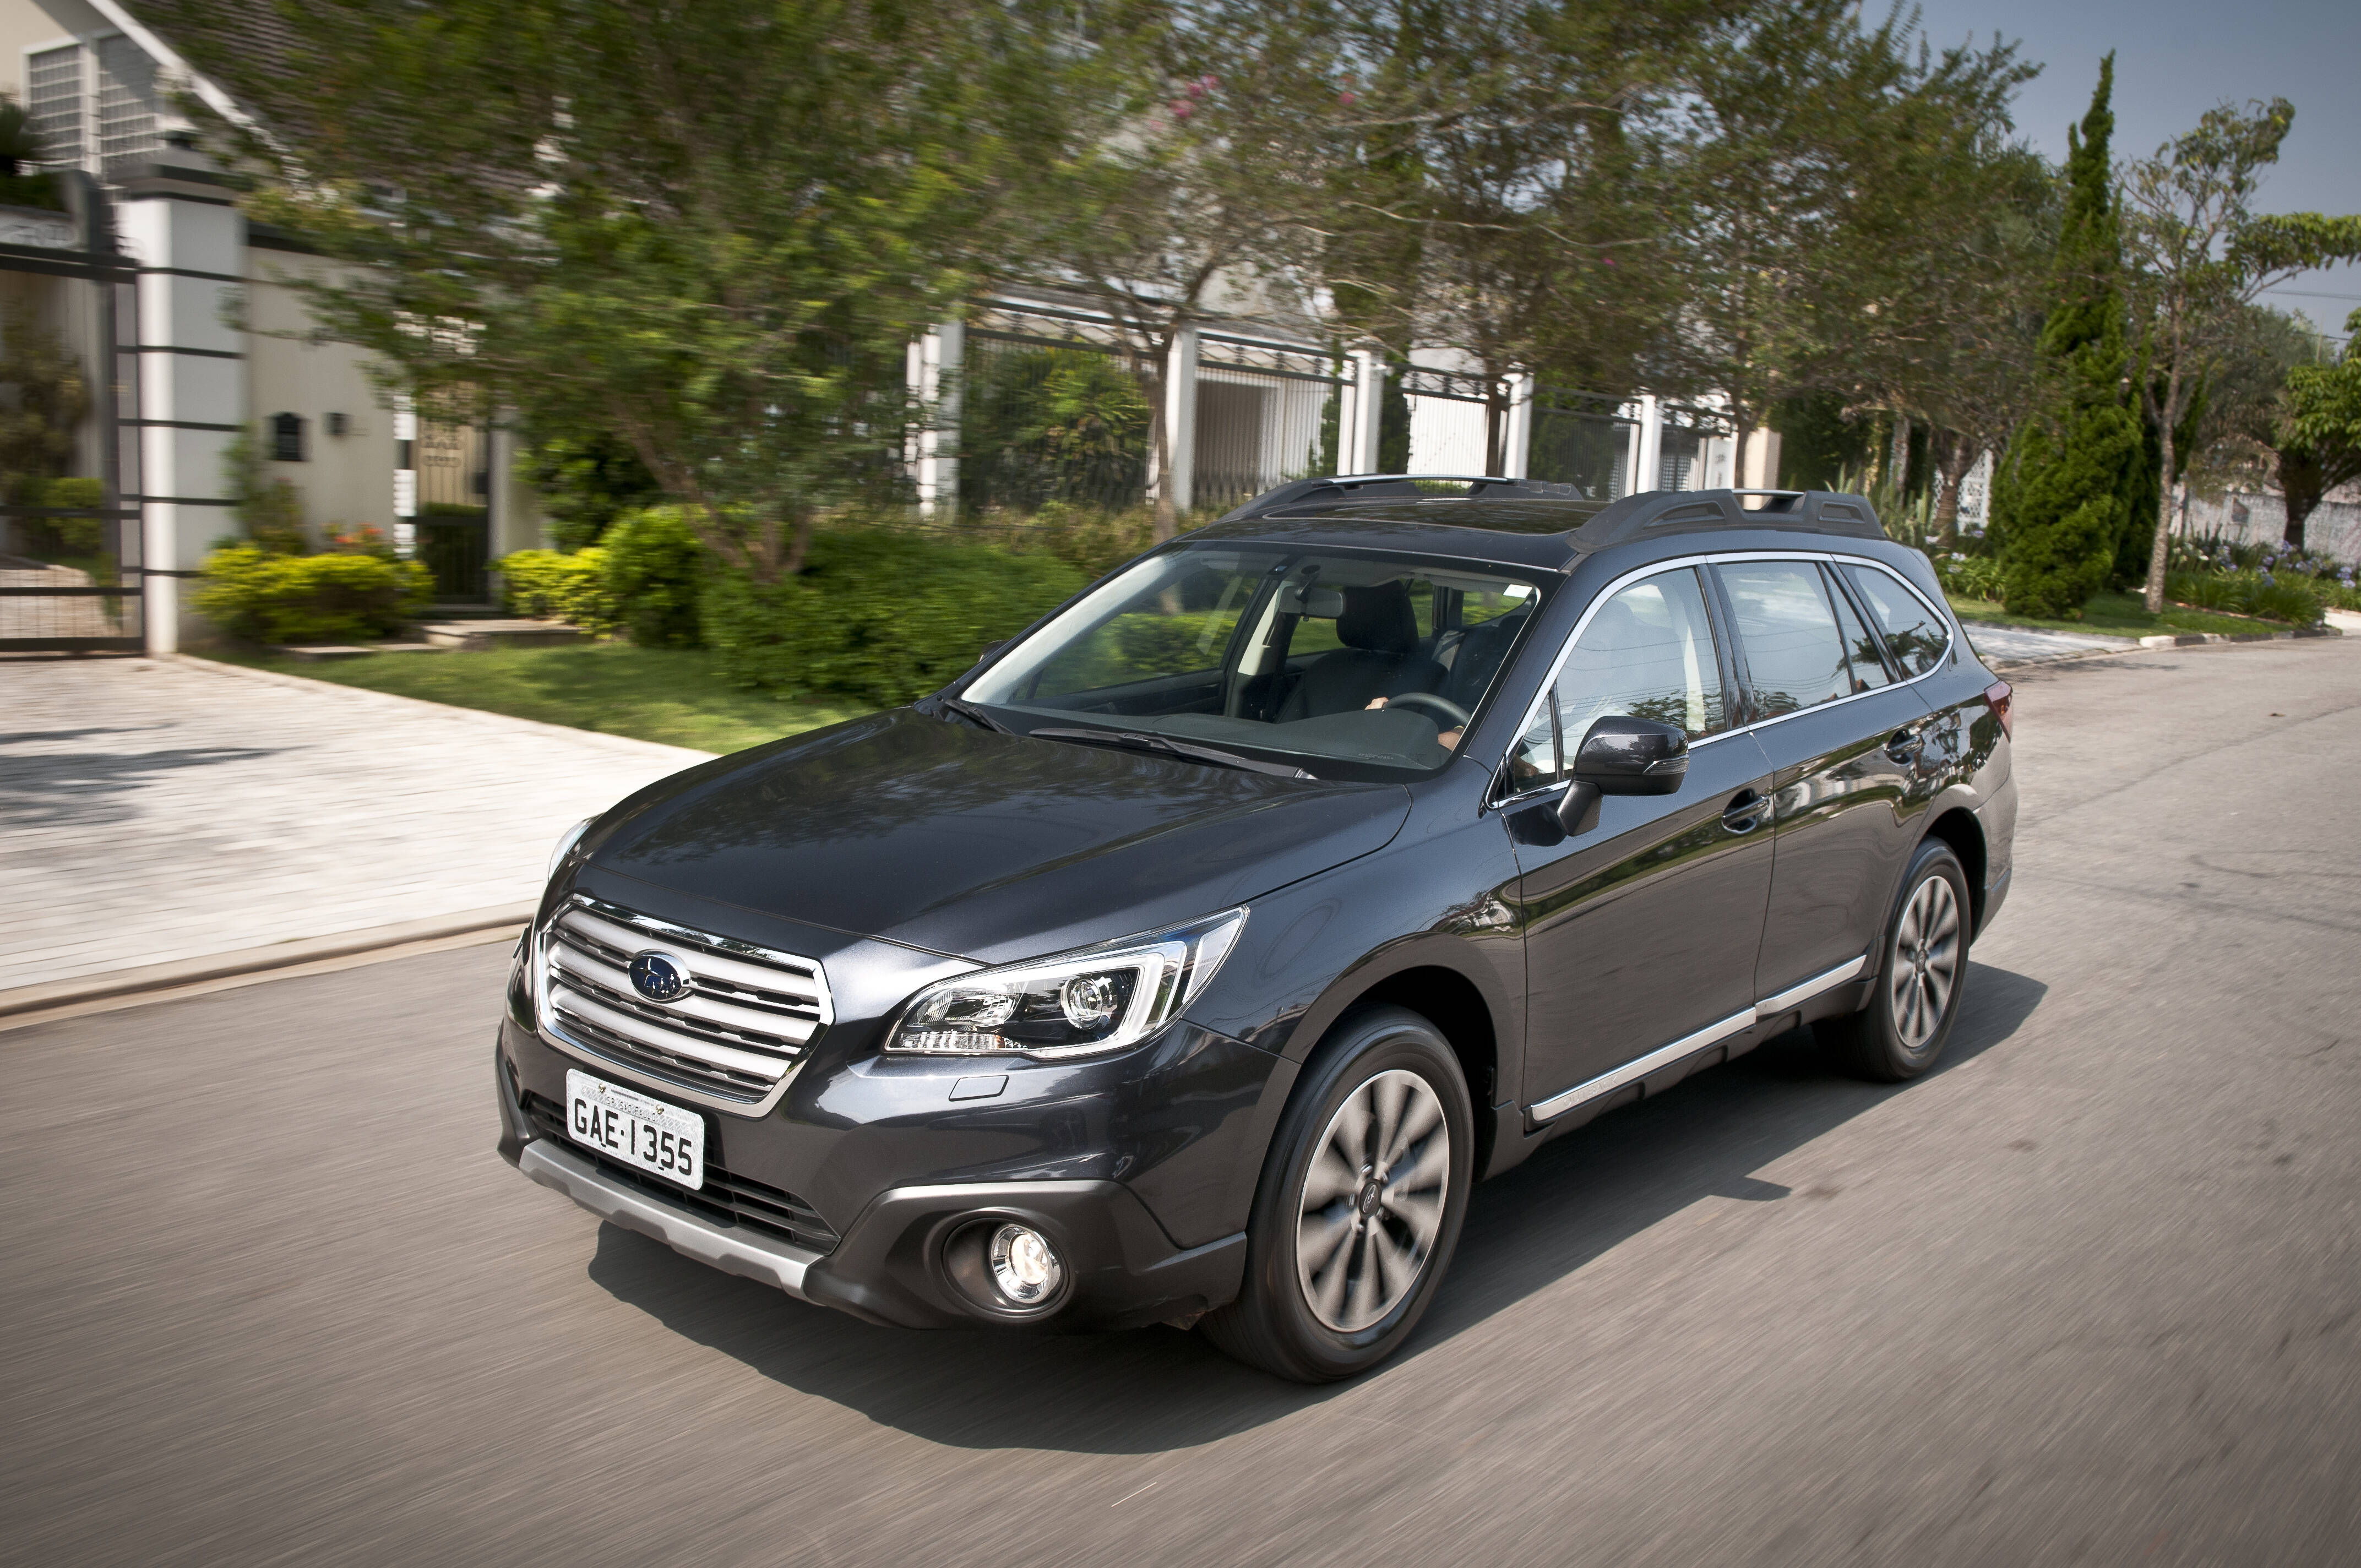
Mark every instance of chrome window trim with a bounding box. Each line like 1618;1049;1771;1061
1491;548;1957;802
1528;954;1868;1121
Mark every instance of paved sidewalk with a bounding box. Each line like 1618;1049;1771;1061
1;657;713;990
1957;621;2136;665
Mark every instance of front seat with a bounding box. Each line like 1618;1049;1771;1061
1277;581;1446;721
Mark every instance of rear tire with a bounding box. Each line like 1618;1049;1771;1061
1202;1006;1473;1382
1819;839;1972;1082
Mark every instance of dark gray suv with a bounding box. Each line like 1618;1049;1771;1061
494;478;2017;1381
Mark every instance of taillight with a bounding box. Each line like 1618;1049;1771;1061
1985;680;2013;739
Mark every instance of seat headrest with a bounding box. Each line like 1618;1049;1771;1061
1336;581;1419;654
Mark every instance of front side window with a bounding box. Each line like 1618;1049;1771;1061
1843;564;1950;677
1715;560;1853;717
1553;567;1728;750
965;546;1547;780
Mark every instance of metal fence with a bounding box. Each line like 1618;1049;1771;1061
959;300;1155;515
1193;334;1342;511
1528;388;1635;500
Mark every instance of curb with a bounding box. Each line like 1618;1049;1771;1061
2136;627;2343;649
0;903;537;1021
166;653;719;764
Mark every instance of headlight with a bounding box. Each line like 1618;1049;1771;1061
547;816;595;879
887;908;1247;1059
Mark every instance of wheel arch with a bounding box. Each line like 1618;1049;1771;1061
1920;801;1989;936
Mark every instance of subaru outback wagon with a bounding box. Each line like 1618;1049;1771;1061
496;477;2017;1381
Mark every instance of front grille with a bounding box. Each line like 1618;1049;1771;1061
523;1091;839;1254
537;894;831;1107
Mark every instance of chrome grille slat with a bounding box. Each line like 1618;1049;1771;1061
550;944;819;1044
536;895;834;1114
562;908;827;1013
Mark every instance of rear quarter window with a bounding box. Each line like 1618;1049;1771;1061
1843;564;1950;677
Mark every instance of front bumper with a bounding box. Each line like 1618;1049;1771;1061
495;1047;1248;1330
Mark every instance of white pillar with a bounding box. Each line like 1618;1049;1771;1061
1741;427;1782;491
1160;324;1199;513
1500;371;1534;479
391;395;417;557
1344;346;1386;475
911;319;962;517
1635;394;1663;494
116;169;246;654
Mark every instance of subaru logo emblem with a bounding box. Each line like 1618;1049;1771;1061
627;950;692;1003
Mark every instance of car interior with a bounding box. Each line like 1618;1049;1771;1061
965;549;1546;774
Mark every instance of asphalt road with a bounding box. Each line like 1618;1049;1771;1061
7;640;2359;1567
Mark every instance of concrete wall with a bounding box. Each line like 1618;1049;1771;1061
243;243;396;545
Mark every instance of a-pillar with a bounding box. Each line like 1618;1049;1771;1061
1158;324;1198;513
116;163;244;654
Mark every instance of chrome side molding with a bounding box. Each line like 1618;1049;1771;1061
1528;954;1869;1123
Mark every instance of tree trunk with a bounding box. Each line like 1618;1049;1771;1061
2142;413;2178;614
1889;412;1912;498
1147;333;1177;545
1932;432;1973;548
2278;444;2324;552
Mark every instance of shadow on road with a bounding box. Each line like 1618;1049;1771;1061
587;960;2047;1453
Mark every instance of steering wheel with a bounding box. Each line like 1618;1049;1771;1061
1385;692;1473;730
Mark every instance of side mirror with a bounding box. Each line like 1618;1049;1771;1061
1557;714;1690;834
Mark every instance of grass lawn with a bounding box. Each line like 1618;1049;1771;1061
1945;590;2295;640
198;642;867;755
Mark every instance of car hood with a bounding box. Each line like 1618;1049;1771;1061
581;709;1411;963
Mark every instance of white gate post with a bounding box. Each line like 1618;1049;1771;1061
1160;324;1199;513
1634;394;1663;493
910;319;963;518
1344;346;1386;475
1500;371;1534;479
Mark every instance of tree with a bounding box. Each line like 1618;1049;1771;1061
2121;97;2361;609
2276;309;2361;549
155;0;1103;582
1990;56;2143;619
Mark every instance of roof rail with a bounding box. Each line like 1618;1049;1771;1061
1571;488;1887;546
1214;473;1588;522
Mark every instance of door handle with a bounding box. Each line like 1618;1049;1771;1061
1722;790;1765;834
1884;729;1923;766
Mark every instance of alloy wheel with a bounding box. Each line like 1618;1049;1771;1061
1887;873;1962;1052
1295;1068;1450;1332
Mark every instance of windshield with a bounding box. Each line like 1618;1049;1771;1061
963;546;1548;779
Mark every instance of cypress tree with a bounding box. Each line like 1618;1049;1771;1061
1990;56;2142;618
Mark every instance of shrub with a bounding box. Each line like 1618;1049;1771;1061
600;506;706;647
2163;568;2322;627
1933;552;2007;602
195;545;432;645
704;529;1087;705
496;546;616;631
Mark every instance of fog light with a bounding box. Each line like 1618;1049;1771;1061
988;1222;1063;1304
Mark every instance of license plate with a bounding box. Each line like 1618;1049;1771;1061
565;1069;705;1191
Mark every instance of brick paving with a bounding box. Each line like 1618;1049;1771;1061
0;656;712;986
1959;622;2136;665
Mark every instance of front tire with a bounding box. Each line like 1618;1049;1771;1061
1820;839;1972;1082
1203;1006;1473;1382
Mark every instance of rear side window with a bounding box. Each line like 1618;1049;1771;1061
1715;560;1851;716
1843;564;1949;677
1554;568;1728;745
1825;568;1894;692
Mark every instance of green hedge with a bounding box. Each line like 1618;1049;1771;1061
705;530;1087;705
195;546;433;645
496;546;616;632
2163;568;2322;627
601;507;706;647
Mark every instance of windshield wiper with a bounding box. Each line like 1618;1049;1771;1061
928;695;1013;734
1026;727;1313;780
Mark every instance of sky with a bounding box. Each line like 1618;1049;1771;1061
1905;0;2359;347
